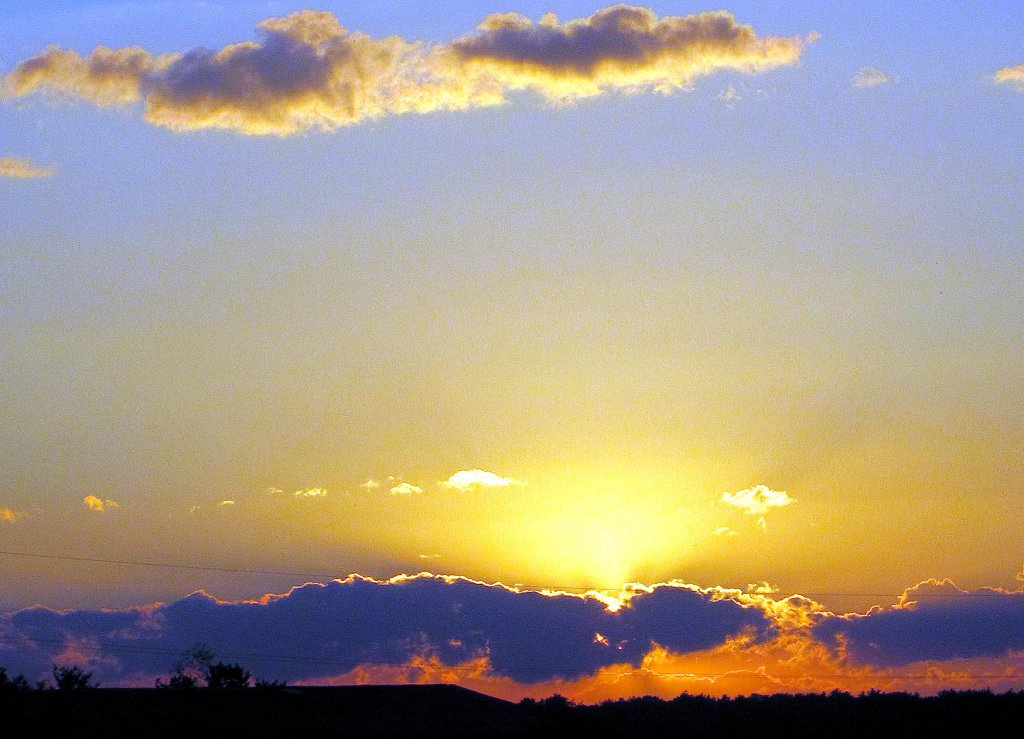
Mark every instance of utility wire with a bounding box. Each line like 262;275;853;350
0;549;1016;598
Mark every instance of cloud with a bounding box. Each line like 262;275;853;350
720;485;795;516
0;507;24;523
360;479;381;490
814;579;1024;666
717;84;741;105
216;500;235;507
0;575;771;686
995;64;1024;89
83;495;118;513
2;7;814;135
441;469;522;492
712;527;738;537
852;66;889;87
390;482;423;495
0;156;56;179
294;487;327;498
446;6;814;104
2;574;1023;696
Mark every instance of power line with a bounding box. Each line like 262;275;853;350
0;549;1017;599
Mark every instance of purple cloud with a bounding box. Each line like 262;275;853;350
0;576;771;686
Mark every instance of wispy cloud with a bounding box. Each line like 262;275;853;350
294;487;327;498
995;63;1024;89
1;7;815;136
852;66;889;87
216;500;236;507
390;482;423;496
83;495;118;513
441;469;522;492
359;479;381;490
720;485;795;516
0;156;56;178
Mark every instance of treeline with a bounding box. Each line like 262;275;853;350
2;661;1023;737
0;643;284;691
521;689;1024;737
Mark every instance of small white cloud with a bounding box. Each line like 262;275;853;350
712;526;738;537
390;482;423;496
757;517;768;531
995;63;1024;89
441;469;522;492
189;505;201;514
83;495;118;513
294;487;327;498
417;554;442;560
852;66;889;87
216;499;236;507
360;479;381;490
265;487;284;495
717;84;741;106
0;156;56;179
721;485;796;516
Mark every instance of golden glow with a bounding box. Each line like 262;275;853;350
474;464;710;589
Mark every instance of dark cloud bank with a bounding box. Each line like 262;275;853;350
2;575;1022;688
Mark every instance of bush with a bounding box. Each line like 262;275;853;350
52;664;97;690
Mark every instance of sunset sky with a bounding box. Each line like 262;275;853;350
1;1;1023;698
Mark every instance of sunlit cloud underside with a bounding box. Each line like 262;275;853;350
3;574;1022;700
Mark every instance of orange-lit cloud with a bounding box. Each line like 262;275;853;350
0;156;56;178
2;573;1022;696
720;485;795;515
2;7;814;136
83;495;118;512
294;487;328;498
390;482;423;495
995;63;1024;88
441;469;522;491
216;499;236;507
0;507;24;523
852;66;889;87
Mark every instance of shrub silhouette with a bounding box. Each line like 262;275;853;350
52;664;97;690
156;643;213;689
0;667;31;692
156;644;255;689
205;662;251;689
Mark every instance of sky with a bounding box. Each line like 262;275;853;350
1;1;1023;698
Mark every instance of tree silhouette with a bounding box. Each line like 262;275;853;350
156;644;213;689
156;644;253;689
0;667;31;692
52;664;97;690
205;662;251;689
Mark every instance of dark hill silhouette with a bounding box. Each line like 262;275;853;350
1;684;1022;738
